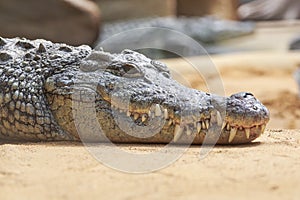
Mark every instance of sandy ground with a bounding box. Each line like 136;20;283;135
1;130;300;200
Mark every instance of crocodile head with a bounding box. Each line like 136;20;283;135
47;49;269;144
0;37;268;143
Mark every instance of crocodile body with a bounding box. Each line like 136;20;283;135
0;37;269;144
101;17;254;43
100;17;254;57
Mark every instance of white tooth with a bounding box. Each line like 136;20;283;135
174;125;184;142
228;127;237;143
197;122;201;133
186;127;191;136
261;125;266;133
164;109;169;119
221;122;226;130
245;128;250;139
216;111;222;126
148;111;152;118
155;104;162;116
210;113;216;124
142;114;147;122
205;120;210;129
202;121;206;129
126;111;131;117
168;119;173;126
226;123;230;131
134;113;139;120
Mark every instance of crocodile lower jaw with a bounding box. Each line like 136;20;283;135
111;103;267;144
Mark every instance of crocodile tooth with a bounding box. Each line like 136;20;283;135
210;112;216;124
174;124;184;142
226;123;230;131
197;122;201;133
202;121;206;129
126;111;131;117
164;109;168;119
261;124;266;133
216;111;222;126
142;114;147;122
155;104;162;116
221;122;226;130
168;119;173;126
205;120;210;129
148;110;152;118
186;126;191;136
228;127;237;143
134;113;139;120
245;128;250;139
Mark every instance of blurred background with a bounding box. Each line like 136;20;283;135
0;0;299;129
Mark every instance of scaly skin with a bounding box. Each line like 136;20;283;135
101;17;254;43
0;37;269;144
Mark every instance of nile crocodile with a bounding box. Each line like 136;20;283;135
101;17;254;43
0;37;269;144
100;16;254;57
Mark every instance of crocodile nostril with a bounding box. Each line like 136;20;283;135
243;92;254;98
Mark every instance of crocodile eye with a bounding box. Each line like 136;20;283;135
243;92;254;98
105;62;143;78
122;63;143;78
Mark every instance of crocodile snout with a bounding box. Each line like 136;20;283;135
226;92;270;127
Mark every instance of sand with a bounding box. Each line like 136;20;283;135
1;130;300;200
1;50;300;200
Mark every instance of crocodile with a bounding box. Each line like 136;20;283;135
0;37;269;144
101;16;254;44
100;16;255;57
238;0;300;21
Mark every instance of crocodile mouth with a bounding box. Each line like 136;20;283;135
110;103;268;144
